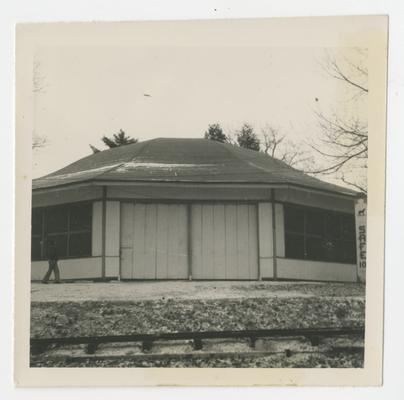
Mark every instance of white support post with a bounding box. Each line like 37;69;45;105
355;197;367;283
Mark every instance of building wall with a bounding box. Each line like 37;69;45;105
275;188;355;213
31;199;120;280
31;257;102;281
32;186;102;207
191;203;258;279
258;202;274;279
257;200;357;282
120;203;189;279
107;185;272;201
276;258;357;282
31;185;357;282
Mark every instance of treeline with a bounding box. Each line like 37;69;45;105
87;123;311;171
204;122;311;170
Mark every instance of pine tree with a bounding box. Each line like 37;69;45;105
204;123;228;143
102;129;137;148
90;129;138;153
236;123;260;151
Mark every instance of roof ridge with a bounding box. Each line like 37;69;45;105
219;141;294;175
93;139;157;180
218;142;343;190
129;138;159;162
218;142;263;170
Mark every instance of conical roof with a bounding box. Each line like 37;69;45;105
33;138;357;196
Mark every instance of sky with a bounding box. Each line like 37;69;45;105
32;44;367;183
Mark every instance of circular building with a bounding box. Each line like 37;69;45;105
32;138;359;282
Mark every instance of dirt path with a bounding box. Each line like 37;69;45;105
31;280;365;303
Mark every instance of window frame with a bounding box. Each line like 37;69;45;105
283;203;356;264
31;201;93;261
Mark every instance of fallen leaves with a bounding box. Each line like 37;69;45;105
31;296;365;339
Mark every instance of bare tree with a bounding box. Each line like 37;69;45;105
32;61;49;150
310;49;368;193
33;61;49;94
261;125;285;157
321;49;368;95
32;134;48;149
261;124;313;170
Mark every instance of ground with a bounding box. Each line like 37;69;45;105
30;280;365;368
31;280;365;302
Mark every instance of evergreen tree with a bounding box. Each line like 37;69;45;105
236;123;260;151
102;129;137;148
204;123;228;143
90;129;138;153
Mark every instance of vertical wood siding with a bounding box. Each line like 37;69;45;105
120;203;188;279
275;203;285;257
105;201;120;257
191;204;258;279
258;202;274;278
120;203;134;279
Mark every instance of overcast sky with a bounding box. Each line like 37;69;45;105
32;45;366;180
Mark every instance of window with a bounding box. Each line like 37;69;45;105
31;202;92;260
284;204;356;264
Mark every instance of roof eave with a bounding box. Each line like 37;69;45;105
32;178;359;199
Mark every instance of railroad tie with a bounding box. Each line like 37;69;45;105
142;340;153;352
193;338;203;350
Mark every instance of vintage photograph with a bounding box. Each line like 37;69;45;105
14;16;387;385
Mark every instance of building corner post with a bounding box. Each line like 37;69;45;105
187;203;193;281
101;186;107;280
271;189;278;280
355;196;367;283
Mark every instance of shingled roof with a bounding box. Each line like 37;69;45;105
33;138;357;196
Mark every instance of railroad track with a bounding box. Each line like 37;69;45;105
31;326;364;363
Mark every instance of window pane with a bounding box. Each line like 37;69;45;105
324;214;341;239
306;209;323;236
323;239;342;262
284;206;304;233
342;240;356;263
342;215;355;240
306;237;324;261
285;233;305;259
45;207;68;233
69;232;92;257
70;203;92;231
32;209;43;235
45;234;68;258
31;236;42;260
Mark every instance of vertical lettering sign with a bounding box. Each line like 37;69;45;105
355;198;367;283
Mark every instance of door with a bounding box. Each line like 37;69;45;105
120;203;188;279
191;203;259;279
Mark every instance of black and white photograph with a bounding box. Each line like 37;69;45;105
13;15;388;386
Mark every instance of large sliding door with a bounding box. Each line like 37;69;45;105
191;204;259;279
120;203;188;279
120;202;259;280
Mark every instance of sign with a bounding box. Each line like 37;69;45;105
355;198;367;283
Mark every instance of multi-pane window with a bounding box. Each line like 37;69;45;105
284;204;356;264
31;202;92;260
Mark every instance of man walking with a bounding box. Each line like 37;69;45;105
42;239;61;283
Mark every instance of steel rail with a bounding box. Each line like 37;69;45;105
31;326;364;354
